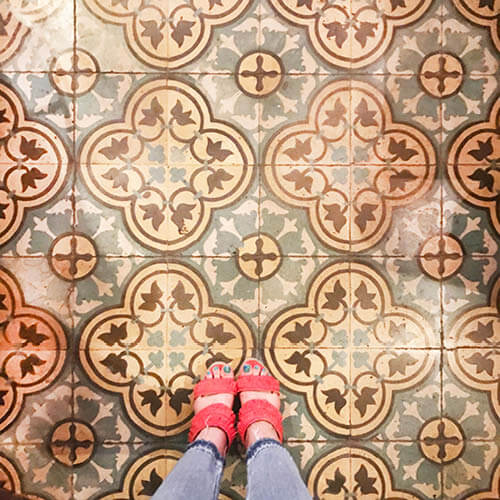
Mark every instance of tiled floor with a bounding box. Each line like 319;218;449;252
0;0;499;499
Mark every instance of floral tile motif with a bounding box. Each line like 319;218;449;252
0;0;498;498
0;76;72;256
0;0;74;72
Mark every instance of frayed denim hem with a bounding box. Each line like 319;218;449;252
187;439;225;463
246;438;282;462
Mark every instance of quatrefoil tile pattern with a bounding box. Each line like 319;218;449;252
79;260;254;436
0;0;499;499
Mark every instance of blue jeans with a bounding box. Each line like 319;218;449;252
151;439;312;500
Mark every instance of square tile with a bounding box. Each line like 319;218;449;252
0;1;74;72
0;443;73;498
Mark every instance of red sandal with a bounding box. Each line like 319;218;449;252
236;358;283;444
188;362;237;448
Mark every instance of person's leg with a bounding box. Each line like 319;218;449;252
152;362;236;500
151;440;223;500
246;438;312;500
236;360;312;500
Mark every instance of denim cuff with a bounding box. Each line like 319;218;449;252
246;437;282;461
187;439;225;463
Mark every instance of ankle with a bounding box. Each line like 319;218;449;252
197;427;228;456
245;421;280;448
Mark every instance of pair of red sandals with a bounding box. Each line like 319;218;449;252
188;359;283;449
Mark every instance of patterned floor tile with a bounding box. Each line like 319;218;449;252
0;74;73;257
0;0;74;72
0;0;498;498
1;444;73;499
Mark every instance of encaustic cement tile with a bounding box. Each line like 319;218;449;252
0;75;73;257
1;444;72;500
261;256;442;349
76;0;161;73
303;441;443;500
0;0;74;72
74;257;256;439
442;256;499;343
0;256;73;326
0;355;72;446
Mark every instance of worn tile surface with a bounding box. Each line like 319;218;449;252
0;0;499;499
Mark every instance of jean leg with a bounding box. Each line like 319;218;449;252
246;439;312;500
151;440;224;500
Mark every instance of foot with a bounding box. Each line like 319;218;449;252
238;360;281;448
193;363;234;456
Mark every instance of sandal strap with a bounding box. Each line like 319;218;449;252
188;403;236;447
193;377;236;398
237;399;283;444
236;374;280;394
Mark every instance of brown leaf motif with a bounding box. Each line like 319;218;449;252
354;22;378;48
468;168;494;192
285;351;312;376
323;21;348;48
390;0;406;9
468;137;493;162
206;320;235;345
171;281;195;311
466;321;494;343
99;137;129;160
209;0;223;8
323;280;347;310
388;137;418;162
101;353;128;378
354;464;378;494
207;168;234;194
20;136;47;160
324;203;347;232
354;282;377;310
388;352;418;377
0;108;9;124
0;390;8;406
139;468;163;496
102;167;129;191
206;138;233;162
283;169;313;193
354;99;377;128
20;354;46;378
0;203;9;220
322;99;347;128
98;322;128;346
140;20;163;49
322;388;347;414
297;0;313;8
171;99;195;126
169;387;191;415
139;281;164;312
171;19;196;47
139;389;163;416
284;137;312;161
354;386;377;417
465;352;494;376
389;169;417;192
171;203;196;233
19;322;48;347
140;203;165;231
21;167;48;192
354;203;377;233
323;468;346;495
205;352;232;367
140;97;164;126
283;320;312;344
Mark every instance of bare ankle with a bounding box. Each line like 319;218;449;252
245;421;280;448
197;427;228;456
